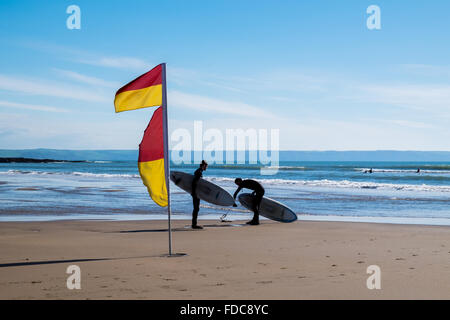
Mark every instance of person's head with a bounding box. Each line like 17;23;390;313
234;178;243;186
200;160;208;171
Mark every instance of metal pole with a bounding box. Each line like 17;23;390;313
161;63;172;256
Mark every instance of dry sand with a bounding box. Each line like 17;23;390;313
0;219;449;299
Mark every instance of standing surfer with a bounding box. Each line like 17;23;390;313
191;160;208;229
233;178;265;225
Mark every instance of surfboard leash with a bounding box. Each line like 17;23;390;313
220;207;232;222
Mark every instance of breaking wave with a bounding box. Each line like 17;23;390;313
207;176;450;193
0;170;140;179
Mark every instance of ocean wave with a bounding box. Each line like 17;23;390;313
86;161;113;164
354;168;450;174
0;170;140;179
173;164;309;171
207;176;450;193
2;169;449;193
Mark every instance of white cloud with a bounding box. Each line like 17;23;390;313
22;41;153;72
400;64;450;77
79;57;152;71
0;112;146;149
169;90;278;119
359;84;450;110
383;119;432;129
0;74;109;102
0;101;69;113
53;69;120;88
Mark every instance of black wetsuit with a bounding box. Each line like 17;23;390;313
233;179;265;222
191;168;203;226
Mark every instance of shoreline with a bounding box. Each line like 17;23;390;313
0;219;449;299
1;214;449;227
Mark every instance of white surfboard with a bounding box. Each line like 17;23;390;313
170;171;235;206
238;193;297;223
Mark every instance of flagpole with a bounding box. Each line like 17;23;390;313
161;63;172;256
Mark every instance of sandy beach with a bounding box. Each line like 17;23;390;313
0;219;449;299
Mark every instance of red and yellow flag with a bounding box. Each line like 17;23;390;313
114;64;163;113
114;64;168;207
138;107;168;207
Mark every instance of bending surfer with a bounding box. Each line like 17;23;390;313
191;160;208;229
233;178;265;225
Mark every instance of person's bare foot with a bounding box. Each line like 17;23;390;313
192;225;203;229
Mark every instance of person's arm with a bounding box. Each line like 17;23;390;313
191;171;201;196
233;186;242;199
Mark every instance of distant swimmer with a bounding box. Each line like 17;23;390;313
233;178;265;225
364;168;373;174
191;160;208;229
417;168;420;173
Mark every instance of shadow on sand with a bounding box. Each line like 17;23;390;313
0;254;177;268
118;223;245;233
0;225;248;268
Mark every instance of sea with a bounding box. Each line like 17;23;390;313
1;161;450;225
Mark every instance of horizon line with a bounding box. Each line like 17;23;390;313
1;148;450;152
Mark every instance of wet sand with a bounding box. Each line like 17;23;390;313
0;219;449;299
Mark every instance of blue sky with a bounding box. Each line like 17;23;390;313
0;0;449;150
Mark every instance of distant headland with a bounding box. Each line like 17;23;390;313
0;157;84;163
1;149;450;162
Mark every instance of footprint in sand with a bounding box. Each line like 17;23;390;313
257;280;272;284
395;258;405;261
357;261;365;264
298;276;307;279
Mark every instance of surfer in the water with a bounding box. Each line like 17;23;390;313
191;160;208;229
233;178;265;225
